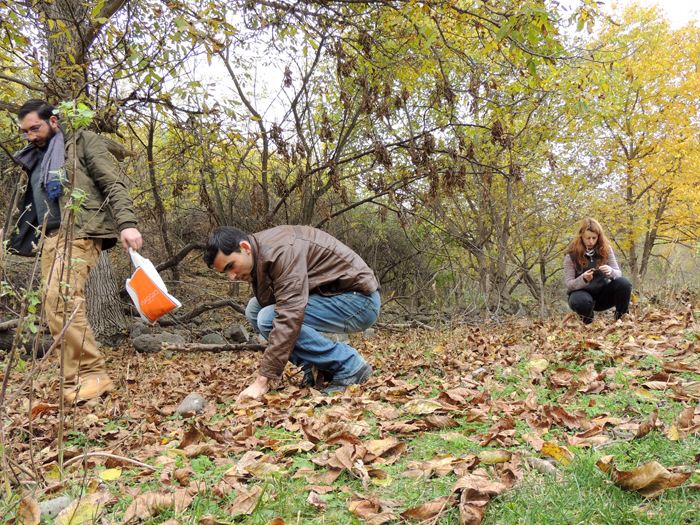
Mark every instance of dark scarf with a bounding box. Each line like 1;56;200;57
14;130;65;200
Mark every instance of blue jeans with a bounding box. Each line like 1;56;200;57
245;290;380;380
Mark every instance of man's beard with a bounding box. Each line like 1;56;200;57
32;125;56;150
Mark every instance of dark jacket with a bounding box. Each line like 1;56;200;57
251;225;378;380
563;249;623;296
5;123;137;255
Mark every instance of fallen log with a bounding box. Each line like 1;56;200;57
0;319;19;332
161;342;267;353
157;299;246;326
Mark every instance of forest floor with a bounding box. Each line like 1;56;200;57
3;304;700;525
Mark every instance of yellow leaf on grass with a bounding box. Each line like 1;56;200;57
667;425;680;441
478;450;512;464
56;492;116;525
370;469;392;486
541;442;574;466
100;468;122;481
634;388;659;401
45;464;61;480
527;358;549;374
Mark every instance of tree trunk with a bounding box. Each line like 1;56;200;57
85;251;129;345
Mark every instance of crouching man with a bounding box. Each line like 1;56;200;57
204;225;380;400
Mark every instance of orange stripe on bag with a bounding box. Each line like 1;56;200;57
128;268;178;322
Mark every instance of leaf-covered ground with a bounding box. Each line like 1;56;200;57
4;306;700;525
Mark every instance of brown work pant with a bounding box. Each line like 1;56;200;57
41;236;108;387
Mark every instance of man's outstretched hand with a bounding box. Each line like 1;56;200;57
236;375;270;403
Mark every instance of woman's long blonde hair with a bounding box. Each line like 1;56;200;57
565;218;610;271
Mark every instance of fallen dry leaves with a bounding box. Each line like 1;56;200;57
4;306;700;524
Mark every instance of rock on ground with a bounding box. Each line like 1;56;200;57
177;393;207;414
39;495;72;520
200;333;227;345
130;321;153;339
225;324;249;343
132;333;186;354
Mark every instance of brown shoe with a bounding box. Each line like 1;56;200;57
65;377;115;402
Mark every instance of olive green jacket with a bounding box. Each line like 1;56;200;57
5;123;136;255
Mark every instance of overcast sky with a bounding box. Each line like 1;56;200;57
611;0;699;26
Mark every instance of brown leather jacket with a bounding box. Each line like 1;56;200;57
250;225;378;380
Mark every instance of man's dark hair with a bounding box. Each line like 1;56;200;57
18;99;57;122
203;227;250;267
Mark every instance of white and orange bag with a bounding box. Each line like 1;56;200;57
125;249;181;323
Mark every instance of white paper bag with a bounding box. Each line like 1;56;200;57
125;248;181;323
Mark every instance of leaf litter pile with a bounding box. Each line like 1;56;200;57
5;307;700;525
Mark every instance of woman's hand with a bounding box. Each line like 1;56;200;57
599;264;613;277
582;269;595;282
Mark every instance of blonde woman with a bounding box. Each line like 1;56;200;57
564;218;631;324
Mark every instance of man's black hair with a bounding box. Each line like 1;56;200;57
18;99;56;122
203;226;250;267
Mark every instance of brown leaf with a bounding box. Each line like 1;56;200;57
634;409;658;440
299;418;323;444
403;399;445;415
364;437;407;461
122;490;192;524
16;497;40;525
596;455;614;474
31;403;59;418
678;406;695;429
174;468;193;486
178;423;204;449
199;516;233;525
458;502;487;525
612;461;692;498
424;415;459;429
400;496;455;520
245;461;284;478
366;513;396;525
306;491;327;509
349;496;381;520
452;474;508;497
227;485;263;516
277;440;316;456
183;444;224;458
548;368;576;388
663;361;699;374
524;457;560;478
304;485;333;494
